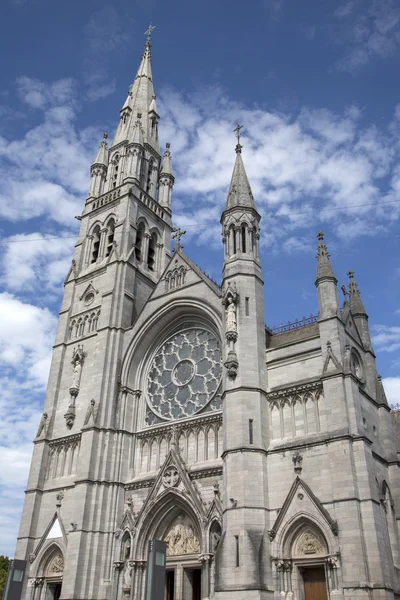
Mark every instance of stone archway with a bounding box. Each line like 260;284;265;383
274;519;339;598
33;547;64;600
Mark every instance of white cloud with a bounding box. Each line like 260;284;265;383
159;87;400;250
16;76;76;109
334;0;400;72
372;325;400;353
1;233;76;293
383;377;400;406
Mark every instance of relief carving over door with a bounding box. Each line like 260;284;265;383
164;520;200;556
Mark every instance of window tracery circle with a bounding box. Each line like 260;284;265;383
147;327;222;420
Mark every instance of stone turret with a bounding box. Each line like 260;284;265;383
217;129;269;594
88;133;108;198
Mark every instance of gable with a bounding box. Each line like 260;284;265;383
149;251;221;302
269;477;338;542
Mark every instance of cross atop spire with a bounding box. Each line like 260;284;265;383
144;23;156;45
172;227;186;252
233;124;243;154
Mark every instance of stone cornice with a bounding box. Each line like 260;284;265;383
48;433;82;448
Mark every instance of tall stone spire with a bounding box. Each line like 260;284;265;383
111;25;159;154
315;232;340;319
88;133;108;198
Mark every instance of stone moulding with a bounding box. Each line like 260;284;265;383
136;413;222;440
124;466;223;491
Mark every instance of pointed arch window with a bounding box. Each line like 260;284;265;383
135;222;145;262
91;226;101;263
147;158;154;195
147;231;157;270
230;225;236;255
105;219;115;257
241;224;247;253
112;154;120;189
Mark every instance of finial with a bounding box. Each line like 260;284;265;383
172;227;186;252
166;142;170;149
233;124;243;153
317;231;324;241
347;269;359;295
137;112;142;119
103;132;108;140
144;23;156;45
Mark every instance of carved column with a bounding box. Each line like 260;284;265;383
156;242;163;273
200;554;213;600
112;561;124;600
84;235;93;265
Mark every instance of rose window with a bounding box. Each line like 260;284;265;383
147;328;222;420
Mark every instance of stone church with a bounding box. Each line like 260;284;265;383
14;30;400;600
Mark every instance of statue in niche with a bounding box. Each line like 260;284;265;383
164;522;200;556
122;562;131;588
225;297;237;332
70;346;85;391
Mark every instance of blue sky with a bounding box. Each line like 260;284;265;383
1;0;400;556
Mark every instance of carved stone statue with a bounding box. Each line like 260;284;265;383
226;297;237;332
70;346;85;392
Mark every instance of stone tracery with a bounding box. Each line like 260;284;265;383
147;328;222;420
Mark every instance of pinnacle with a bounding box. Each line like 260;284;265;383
347;269;367;316
92;132;108;167
315;231;336;283
160;142;174;177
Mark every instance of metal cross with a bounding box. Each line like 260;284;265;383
172;227;186;251
234;124;243;144
144;23;156;43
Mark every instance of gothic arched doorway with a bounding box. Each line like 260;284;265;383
163;513;202;600
39;547;64;600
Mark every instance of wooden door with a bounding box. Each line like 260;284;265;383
303;567;328;600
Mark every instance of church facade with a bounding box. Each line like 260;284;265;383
14;33;400;600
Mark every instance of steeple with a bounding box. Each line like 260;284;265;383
88;133;108;198
347;269;372;350
221;126;260;276
315;232;340;320
111;25;160;154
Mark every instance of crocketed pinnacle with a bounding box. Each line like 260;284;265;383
315;232;336;282
224;146;257;212
160;143;174;177
348;269;367;316
131;113;144;146
92;133;108;167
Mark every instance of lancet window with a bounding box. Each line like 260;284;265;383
146;158;154;195
105;219;115;257
147;231;157;270
135;222;145;262
241;224;247;253
91;226;101;263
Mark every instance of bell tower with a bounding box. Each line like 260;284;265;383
14;28;175;600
